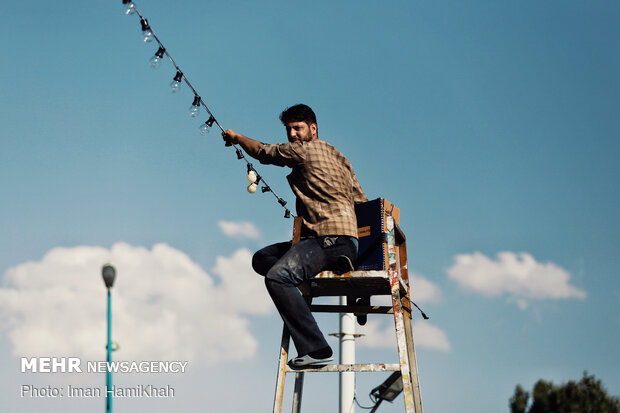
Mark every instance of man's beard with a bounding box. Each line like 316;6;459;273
289;129;313;143
300;129;313;142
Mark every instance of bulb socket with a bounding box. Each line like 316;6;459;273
140;18;151;32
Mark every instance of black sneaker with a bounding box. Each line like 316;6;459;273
333;255;355;275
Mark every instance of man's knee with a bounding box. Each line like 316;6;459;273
265;263;296;287
252;250;268;276
252;241;292;276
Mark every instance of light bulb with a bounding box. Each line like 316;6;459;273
247;170;257;183
170;70;183;93
199;122;210;135
189;95;201;117
199;115;215;135
140;19;154;43
122;0;135;15
149;46;165;69
247;183;258;193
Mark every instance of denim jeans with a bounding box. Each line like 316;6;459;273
252;236;358;356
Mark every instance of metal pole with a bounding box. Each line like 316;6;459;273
106;288;113;413
339;296;355;413
291;372;305;413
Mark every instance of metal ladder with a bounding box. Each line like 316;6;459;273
272;216;424;413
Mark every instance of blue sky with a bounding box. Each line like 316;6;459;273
1;1;619;412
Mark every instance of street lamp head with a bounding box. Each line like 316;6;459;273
371;371;403;402
102;264;116;289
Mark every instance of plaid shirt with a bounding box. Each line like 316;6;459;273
257;139;367;238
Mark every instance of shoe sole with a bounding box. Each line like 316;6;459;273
288;355;334;367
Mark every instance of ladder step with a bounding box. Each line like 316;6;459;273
309;305;394;314
286;363;401;373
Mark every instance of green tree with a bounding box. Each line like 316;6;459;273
509;372;620;413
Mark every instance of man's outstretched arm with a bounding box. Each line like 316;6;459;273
222;129;263;159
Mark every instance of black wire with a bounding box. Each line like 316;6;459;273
128;3;294;219
411;300;429;319
354;395;377;410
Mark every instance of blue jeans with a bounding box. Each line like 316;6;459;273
252;236;358;356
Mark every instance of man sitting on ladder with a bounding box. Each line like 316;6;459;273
222;103;367;367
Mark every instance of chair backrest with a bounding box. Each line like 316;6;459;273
292;198;402;272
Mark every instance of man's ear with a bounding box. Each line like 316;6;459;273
311;123;317;137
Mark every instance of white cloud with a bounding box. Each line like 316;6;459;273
447;251;586;307
0;243;272;363
410;272;442;303
357;319;451;353
211;248;272;315
218;221;261;239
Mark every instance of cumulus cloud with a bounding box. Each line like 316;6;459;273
211;248;271;315
357;319;451;353
410;272;442;303
0;243;272;363
218;221;261;239
447;251;586;306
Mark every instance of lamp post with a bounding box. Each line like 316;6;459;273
340;297;356;413
102;263;116;413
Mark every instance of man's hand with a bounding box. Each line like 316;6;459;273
222;129;241;146
220;129;264;159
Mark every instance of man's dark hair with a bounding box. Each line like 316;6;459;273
279;104;317;127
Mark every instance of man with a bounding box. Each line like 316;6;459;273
222;104;367;366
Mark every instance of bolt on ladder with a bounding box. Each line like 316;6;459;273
272;215;424;413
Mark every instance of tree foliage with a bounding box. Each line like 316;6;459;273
510;372;620;413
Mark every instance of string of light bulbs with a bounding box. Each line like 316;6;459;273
120;0;294;219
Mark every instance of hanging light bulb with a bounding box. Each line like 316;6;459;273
170;70;183;93
189;95;201;117
247;183;258;194
247;170;257;183
122;0;135;15
140;19;154;43
199;115;215;135
149;46;165;68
